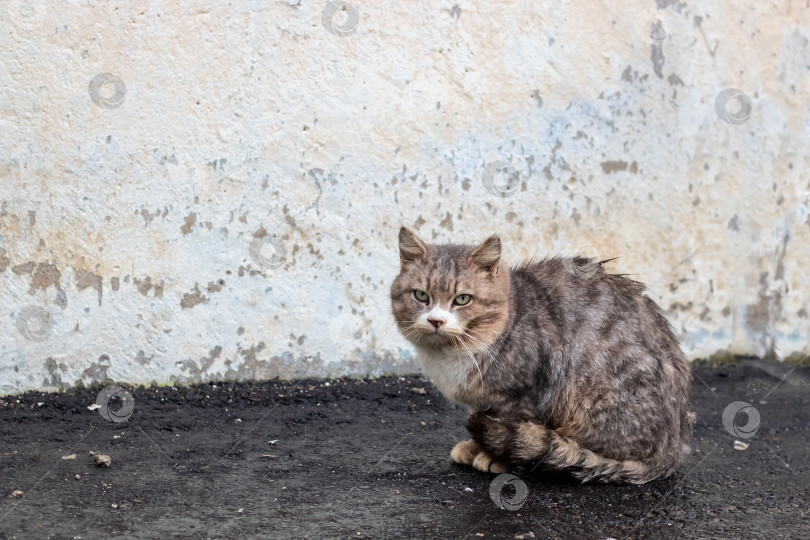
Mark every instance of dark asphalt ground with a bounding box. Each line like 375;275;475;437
1;358;808;539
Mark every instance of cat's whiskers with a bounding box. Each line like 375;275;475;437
464;339;502;383
376;319;420;346
376;320;414;345
463;330;507;387
462;334;495;364
461;328;494;350
464;326;496;343
452;334;484;390
463;329;502;374
400;325;422;344
374;324;423;373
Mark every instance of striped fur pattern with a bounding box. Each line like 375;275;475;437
390;227;693;484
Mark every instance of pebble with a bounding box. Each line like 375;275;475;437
91;452;112;467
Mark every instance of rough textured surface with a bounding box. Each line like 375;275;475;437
1;359;808;538
1;2;809;393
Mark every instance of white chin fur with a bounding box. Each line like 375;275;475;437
414;343;472;404
413;307;477;405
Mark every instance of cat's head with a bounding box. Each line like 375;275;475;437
390;227;511;351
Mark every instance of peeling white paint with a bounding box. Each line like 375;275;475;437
0;1;808;394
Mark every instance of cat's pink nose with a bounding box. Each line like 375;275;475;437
428;319;445;329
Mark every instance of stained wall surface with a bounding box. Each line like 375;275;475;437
1;1;808;394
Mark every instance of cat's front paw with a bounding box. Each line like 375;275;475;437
450;439;482;465
472;451;510;474
451;438;510;473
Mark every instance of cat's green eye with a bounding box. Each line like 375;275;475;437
453;294;472;306
413;290;430;303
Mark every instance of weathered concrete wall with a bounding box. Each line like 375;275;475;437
0;1;808;395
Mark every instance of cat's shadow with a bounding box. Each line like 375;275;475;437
511;463;681;492
512;464;586;486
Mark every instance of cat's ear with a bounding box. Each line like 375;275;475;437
470;234;502;275
399;227;427;266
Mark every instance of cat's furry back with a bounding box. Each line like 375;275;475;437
390;227;693;484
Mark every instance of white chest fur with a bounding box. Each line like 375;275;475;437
414;344;475;405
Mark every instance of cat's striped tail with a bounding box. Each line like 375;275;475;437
465;412;685;484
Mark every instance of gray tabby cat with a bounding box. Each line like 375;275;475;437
390;227;693;484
